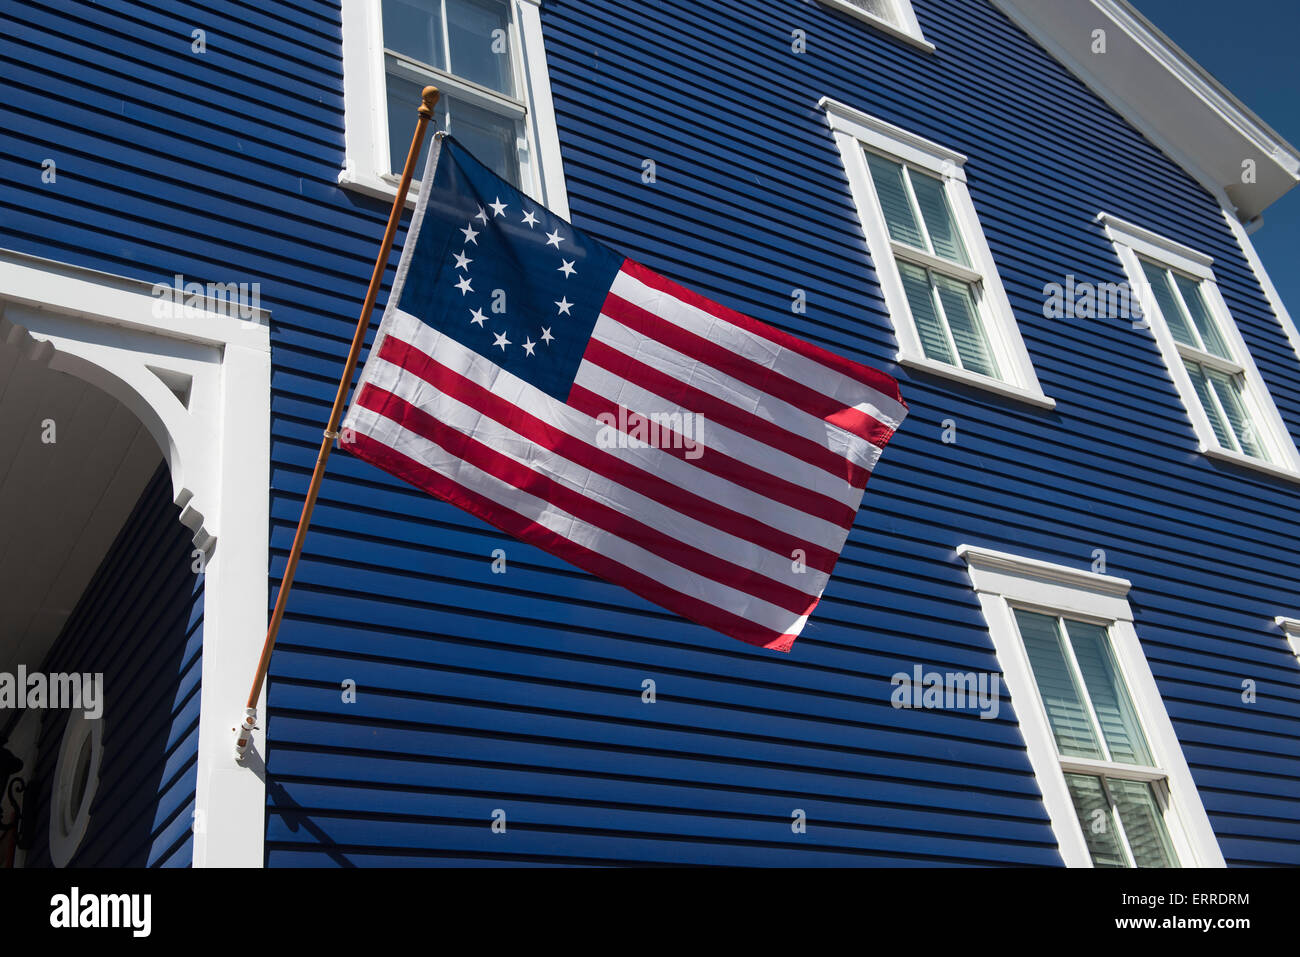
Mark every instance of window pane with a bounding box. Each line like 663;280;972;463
1183;359;1236;450
1141;261;1197;348
1064;774;1128;867
898;262;953;364
446;0;514;96
865;153;926;249
1173;275;1231;360
1063;621;1153;766
909;172;970;266
448;97;520;186
1014;610;1103;760
934;274;999;378
386;75;519;186
386;70;447;176
1206;368;1268;460
1110;779;1178;868
383;0;447;70
844;0;898;25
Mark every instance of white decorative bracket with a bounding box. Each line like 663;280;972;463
0;248;272;867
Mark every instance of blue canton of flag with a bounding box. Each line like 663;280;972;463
399;137;623;400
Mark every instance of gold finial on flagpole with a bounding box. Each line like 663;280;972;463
420;85;440;120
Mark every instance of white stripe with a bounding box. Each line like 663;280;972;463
363;353;830;598
574;360;865;509
346;308;857;551
592;312;882;472
612;268;907;430
348;404;814;636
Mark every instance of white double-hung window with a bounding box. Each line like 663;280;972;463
821;98;1053;409
959;545;1224;868
339;0;568;215
1100;213;1300;479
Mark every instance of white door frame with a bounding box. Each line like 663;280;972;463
0;248;269;867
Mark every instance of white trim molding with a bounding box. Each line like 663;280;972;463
338;0;570;220
991;0;1299;222
1276;617;1300;662
959;545;1225;868
0;249;270;867
1100;213;1300;482
821;98;1055;410
815;0;935;53
1222;209;1300;367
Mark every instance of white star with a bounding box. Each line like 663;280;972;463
558;259;577;278
454;251;472;270
489;197;508;217
460;223;480;245
492;331;511;351
455;276;473;295
469;307;488;327
522;337;536;357
555;297;573;315
545;229;564;248
521;209;539;228
540;327;554;344
473;205;488;224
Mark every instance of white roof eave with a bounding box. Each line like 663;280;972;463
990;0;1300;222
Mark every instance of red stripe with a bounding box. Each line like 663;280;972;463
601;292;897;448
356;383;822;618
620;259;907;405
347;431;799;652
567;384;859;530
581;338;871;487
375;335;841;574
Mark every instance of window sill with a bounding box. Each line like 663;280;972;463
1201;444;1300;483
899;354;1057;410
338;165;421;208
819;1;936;53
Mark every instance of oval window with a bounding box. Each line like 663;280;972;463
49;711;103;867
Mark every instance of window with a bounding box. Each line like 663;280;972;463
816;0;933;51
1013;609;1178;867
339;0;569;217
1100;213;1300;479
822;98;1054;409
959;545;1225;867
49;711;103;868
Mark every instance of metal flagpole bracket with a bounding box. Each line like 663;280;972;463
234;708;258;762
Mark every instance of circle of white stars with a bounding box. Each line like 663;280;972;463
452;198;576;358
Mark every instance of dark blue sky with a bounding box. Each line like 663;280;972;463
1135;0;1299;314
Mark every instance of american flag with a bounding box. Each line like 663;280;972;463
342;137;907;652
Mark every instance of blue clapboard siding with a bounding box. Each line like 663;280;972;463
0;0;1297;865
22;464;203;868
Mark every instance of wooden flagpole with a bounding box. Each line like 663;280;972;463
235;86;441;760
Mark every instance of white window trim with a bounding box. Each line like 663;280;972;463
338;0;570;220
1099;212;1300;482
1275;616;1300;663
958;544;1225;868
821;98;1055;410
815;0;935;52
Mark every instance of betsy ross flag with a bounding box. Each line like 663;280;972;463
342;136;907;652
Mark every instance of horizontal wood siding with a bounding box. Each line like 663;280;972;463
0;0;1296;865
22;464;202;868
